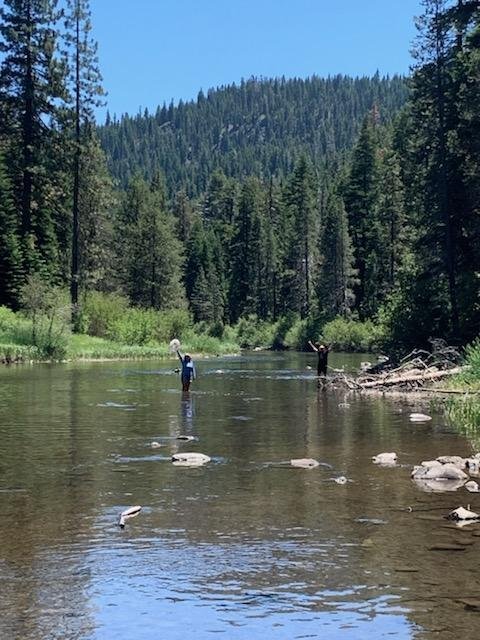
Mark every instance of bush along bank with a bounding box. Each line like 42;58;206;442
0;288;387;364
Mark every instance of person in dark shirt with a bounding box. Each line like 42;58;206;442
308;341;330;377
176;350;196;392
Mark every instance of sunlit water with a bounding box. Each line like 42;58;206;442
1;352;479;639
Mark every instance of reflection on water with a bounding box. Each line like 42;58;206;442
1;352;480;639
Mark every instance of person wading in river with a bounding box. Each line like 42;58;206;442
177;349;196;392
308;341;330;379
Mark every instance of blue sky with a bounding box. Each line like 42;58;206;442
91;0;423;121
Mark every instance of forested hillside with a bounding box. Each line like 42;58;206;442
1;0;479;359
98;75;408;194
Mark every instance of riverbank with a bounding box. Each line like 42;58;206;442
0;302;385;364
0;333;241;364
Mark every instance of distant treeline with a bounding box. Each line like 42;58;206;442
0;0;479;353
98;74;408;195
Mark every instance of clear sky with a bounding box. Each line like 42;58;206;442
91;0;423;121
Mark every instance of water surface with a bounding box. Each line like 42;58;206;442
1;352;479;639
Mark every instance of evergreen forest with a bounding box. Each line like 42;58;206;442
1;0;479;357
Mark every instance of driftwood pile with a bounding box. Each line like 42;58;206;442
328;340;466;392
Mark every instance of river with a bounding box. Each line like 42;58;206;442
0;352;479;639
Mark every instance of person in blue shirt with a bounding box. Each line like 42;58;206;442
177;349;196;392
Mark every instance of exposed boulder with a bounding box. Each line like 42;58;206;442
409;413;432;422
411;463;468;481
465;481;480;493
172;452;211;466
446;506;480;521
465;458;480;475
372;452;397;465
436;455;466;469
290;458;320;469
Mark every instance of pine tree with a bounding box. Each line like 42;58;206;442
0;0;65;278
120;175;186;310
229;177;265;322
317;189;356;319
77;136;115;294
409;0;460;336
343;116;382;318
63;0;105;327
283;155;318;317
0;151;23;307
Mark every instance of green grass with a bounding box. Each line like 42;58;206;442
68;332;239;360
0;305;240;362
445;339;480;443
68;334;170;360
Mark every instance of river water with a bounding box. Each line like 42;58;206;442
1;352;479;639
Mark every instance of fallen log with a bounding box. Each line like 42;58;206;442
358;366;465;389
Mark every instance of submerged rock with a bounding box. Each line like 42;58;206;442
372;452;397;465
413;478;466;493
176;435;195;442
171;452;211;466
290;458;320;469
334;476;348;484
150;441;163;448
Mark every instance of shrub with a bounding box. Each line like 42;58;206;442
156;309;192;342
271;312;298;350
0;306;17;333
181;329;239;355
108;307;159;345
82;291;129;338
235;314;275;349
321;317;384;352
464;339;480;381
284;315;323;351
19;275;70;360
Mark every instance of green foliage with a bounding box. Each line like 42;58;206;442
181;330;238;355
81;291;129;338
0;152;23;307
234;314;275;349
69;334;169;360
446;397;480;447
0;343;40;363
321;317;384;352
107;308;160;345
317;188;357;319
284;315;323;351
118;175;186;310
82;291;192;345
19;276;70;360
0;306;17;333
271;312;298;350
98;75;408;195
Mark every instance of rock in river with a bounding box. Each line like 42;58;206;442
409;413;432;422
290;458;320;469
372;452;397;465
172;452;211;467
